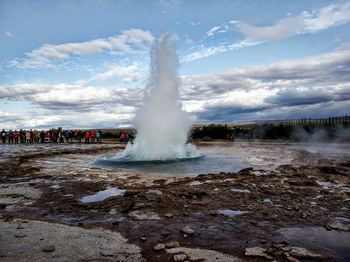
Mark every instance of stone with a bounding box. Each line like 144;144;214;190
164;213;174;218
161;230;171;236
124;189;141;196
42;245;55;252
14;234;26;238
285;254;300;262
327;221;349;231
167;247;242;261
1;218;144;261
181;226;194;235
165;241;180;248
139;236;147;242
173;253;187;261
16;224;25;229
129;210;161;220
239;167;253;173
154;243;166;251
245;247;273;260
281;240;289;246
281;246;325;259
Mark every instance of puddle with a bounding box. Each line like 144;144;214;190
80;187;125;203
277;227;350;261
216;209;249;218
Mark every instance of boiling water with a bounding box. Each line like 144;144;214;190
114;32;200;161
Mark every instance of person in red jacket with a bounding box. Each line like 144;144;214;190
90;130;96;143
84;131;90;143
13;130;19;144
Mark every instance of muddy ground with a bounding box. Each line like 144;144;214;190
0;141;349;262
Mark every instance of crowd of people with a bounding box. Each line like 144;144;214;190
0;129;103;144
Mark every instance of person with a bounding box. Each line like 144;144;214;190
40;130;45;143
45;131;51;143
8;130;14;143
120;132;125;142
84;131;90;143
33;130;39;143
13;130;19;144
30;129;34;143
1;129;7;143
74;130;78;143
77;130;82;143
90;129;96;143
25;130;31;143
64;130;69;143
59;131;64;143
128;131;134;144
96;129;102;143
20;129;25;143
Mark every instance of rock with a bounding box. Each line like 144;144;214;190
239;167;253;173
1;218;144;261
327;221;349;231
181;226;194;235
124;189;141;196
166;241;180;248
14;234;26;238
153;243;166;251
0;203;6;209
42;245;55;252
167;247;242;261
173;253;187;261
245;247;273;260
260;239;267;244
281;240;289;246
161;230;170;236
16;224;25;229
147;189;163;195
139;236;147;242
129;210;161;220
284;253;300;262
282;246;325;259
164;213;174;218
209;211;217;216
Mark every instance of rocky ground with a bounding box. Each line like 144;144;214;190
0;141;349;261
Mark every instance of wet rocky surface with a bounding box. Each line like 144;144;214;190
0;142;349;261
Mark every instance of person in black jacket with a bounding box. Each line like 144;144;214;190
1;129;7;143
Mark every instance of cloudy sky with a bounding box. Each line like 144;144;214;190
1;0;350;129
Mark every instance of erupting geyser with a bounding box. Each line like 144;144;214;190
119;32;200;161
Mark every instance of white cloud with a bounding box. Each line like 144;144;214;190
1;43;350;127
206;26;221;37
4;31;19;39
304;1;350;32
190;21;202;26
236;16;305;42
9;28;154;69
181;43;350;121
90;62;146;83
206;20;238;37
236;1;350;42
182;40;259;62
